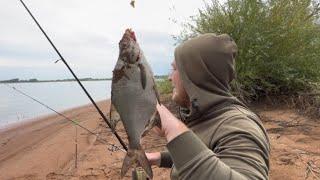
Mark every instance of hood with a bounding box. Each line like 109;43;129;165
175;33;246;124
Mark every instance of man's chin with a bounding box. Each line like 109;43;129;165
171;93;176;102
172;94;189;108
172;94;183;106
171;93;178;103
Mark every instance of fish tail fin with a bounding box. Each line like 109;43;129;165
121;147;153;179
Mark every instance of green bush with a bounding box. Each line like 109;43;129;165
156;78;173;95
176;0;320;101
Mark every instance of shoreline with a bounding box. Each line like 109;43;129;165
0;100;106;132
0;79;111;84
0;99;111;179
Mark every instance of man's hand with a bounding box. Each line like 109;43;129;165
147;105;188;167
155;104;189;142
146;152;161;166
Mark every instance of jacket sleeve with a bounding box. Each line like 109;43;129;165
166;118;270;180
160;151;173;168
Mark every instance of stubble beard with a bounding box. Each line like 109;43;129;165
172;88;189;108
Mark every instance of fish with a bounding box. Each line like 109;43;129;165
110;29;161;179
108;103;121;132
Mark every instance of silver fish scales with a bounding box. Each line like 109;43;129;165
110;29;160;179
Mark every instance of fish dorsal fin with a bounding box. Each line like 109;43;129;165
138;63;146;90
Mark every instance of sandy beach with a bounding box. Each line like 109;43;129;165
0;100;109;179
0;96;319;180
0;99;170;180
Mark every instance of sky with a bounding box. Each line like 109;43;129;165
0;0;206;80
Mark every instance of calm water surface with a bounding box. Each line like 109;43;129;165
0;81;111;127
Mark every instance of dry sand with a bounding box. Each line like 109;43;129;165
0;99;170;180
0;96;319;180
0;101;112;179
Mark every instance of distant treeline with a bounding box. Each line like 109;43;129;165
154;75;168;79
0;78;110;83
0;75;168;83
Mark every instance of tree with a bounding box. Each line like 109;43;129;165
177;0;320;101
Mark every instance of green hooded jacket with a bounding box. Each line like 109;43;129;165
160;33;270;180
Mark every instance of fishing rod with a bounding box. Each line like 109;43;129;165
18;0;127;151
3;84;125;152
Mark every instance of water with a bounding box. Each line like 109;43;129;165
0;81;111;127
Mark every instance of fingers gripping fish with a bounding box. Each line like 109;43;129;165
110;29;161;178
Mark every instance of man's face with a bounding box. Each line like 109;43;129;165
169;61;189;107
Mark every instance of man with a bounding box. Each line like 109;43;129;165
147;33;270;179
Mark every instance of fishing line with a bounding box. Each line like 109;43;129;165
18;0;128;151
3;84;125;152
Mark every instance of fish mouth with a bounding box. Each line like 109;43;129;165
121;28;137;42
119;28;137;52
118;28;141;65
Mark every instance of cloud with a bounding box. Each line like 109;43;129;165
0;0;205;80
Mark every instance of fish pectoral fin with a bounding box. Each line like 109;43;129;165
121;148;153;179
138;63;147;89
109;103;121;131
141;111;161;137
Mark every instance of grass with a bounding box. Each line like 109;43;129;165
156;78;173;95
